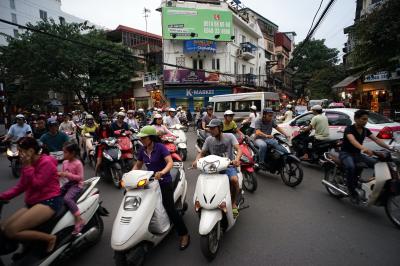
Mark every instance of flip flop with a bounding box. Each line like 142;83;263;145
233;208;239;219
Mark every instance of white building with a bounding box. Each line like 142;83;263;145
160;0;266;112
0;0;93;46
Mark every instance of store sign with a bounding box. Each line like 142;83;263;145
364;71;390;83
186;89;215;97
164;70;219;84
184;40;217;53
162;7;232;41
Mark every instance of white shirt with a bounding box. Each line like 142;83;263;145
249;113;259;128
284;110;293;123
164;116;180;128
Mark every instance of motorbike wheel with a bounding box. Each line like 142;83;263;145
324;165;345;198
385;194;400;229
110;167;123;189
243;171;257;193
280;161;303;187
89;155;96;170
11;159;21;178
83;213;104;247
200;221;220;261
179;149;187;161
116;244;146;266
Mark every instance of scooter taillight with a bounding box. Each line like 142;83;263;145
218;201;227;213
195;200;201;212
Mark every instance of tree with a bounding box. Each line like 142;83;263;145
289;39;346;99
0;20;139;111
351;0;400;72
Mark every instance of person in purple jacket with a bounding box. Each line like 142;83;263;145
0;137;62;253
132;126;190;250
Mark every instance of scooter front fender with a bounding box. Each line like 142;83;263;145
177;143;187;149
199;209;223;235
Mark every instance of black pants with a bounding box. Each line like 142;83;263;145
160;183;188;236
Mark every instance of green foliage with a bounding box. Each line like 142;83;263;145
289;39;346;99
351;0;400;72
0;20;139;110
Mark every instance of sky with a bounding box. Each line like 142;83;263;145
61;0;356;55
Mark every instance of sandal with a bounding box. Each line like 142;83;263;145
179;235;190;251
233;208;239;219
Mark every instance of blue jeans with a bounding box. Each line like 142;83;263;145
339;151;377;196
255;138;287;163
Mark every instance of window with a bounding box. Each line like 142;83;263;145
233;27;237;44
193;59;197;70
368;111;393;124
11;13;17;24
13;29;18;38
193;59;203;70
268;42;274;52
234;61;238;75
325;112;352;126
212;59;220;70
198;59;203;70
250;67;254;74
242;65;246;74
59;16;65;25
10;0;15;9
176;57;185;67
232;101;252;112
292;113;314;126
39;10;47;20
241;35;246;43
216;102;231;112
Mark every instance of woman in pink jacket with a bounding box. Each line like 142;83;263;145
0;137;61;253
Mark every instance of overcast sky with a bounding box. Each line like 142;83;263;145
62;0;356;55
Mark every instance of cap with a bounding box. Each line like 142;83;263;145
154;114;162;119
138;108;144;112
311;105;322;111
224;110;235;116
137;126;157;138
250;105;257;111
47;118;58;126
117;112;126;117
168;108;176;112
287;104;292;109
127;110;134;114
262;108;274;114
16;114;25;119
207;119;223;128
86;114;94;119
206;105;213;110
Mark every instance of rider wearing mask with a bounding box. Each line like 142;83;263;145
254;108;289;169
0;137;61;252
242;105;258;136
40;119;69;152
193;119;243;218
300;105;330;160
3;114;32;142
222;110;242;136
94;114;113;174
152;114;174;136
125;110;139;130
201;105;217;131
59;113;76;136
110;112;129;136
340;109;392;203
132;126;190;250
164;108;181;128
33;116;47;140
282;104;294;123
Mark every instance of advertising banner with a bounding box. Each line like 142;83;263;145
162;7;232;41
164;70;220;84
183;40;217;53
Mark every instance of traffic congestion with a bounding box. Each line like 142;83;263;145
1;99;400;265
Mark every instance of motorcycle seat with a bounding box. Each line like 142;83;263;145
170;167;181;190
314;139;337;146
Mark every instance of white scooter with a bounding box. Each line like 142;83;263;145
0;177;108;266
169;124;188;161
193;155;246;261
111;162;188;266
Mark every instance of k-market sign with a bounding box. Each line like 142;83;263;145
186;89;215;97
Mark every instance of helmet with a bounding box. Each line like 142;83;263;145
127;110;134;114
177;106;182;110
168;108;176;112
100;114;108;121
311;105;322;111
47;118;58;126
154;114;162;119
224;110;235;116
206;105;213;110
16;114;25;119
207;119;223;130
262;108;274;114
250;105;257;111
137;126;157;138
138;108;144;113
86;114;94;120
58;112;63;116
117;112;126;117
287;104;292;109
119;107;125;111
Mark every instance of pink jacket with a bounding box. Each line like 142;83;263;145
62;159;84;187
0;155;60;206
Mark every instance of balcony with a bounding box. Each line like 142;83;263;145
143;72;162;87
236;74;257;87
239;42;257;60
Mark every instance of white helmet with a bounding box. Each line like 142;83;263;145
224;110;235;116
138;108;144;112
311;105;322;111
287;104;292;109
119;107;125;111
16;114;25;119
154;114;162;119
169;108;176;112
250;105;257;111
117;112;126;117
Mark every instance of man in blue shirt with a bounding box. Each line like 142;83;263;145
40;119;69;152
3;114;32;142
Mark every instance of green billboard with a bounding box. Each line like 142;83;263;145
162;7;233;41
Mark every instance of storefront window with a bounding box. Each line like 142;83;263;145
194;97;204;112
176;98;189;109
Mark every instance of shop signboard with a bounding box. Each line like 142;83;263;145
162;7;232;41
186;89;215;97
183;40;217;53
164;70;219;84
364;71;390;83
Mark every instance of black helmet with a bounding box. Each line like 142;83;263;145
47;118;58;126
262;108;274;114
207;119;223;130
206;105;213;110
100;114;108;121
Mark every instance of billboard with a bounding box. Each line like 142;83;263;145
164;70;220;84
162;7;232;41
183;40;217;53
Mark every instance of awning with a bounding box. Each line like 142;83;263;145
332;74;360;89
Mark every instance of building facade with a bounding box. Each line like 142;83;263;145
160;0;267;112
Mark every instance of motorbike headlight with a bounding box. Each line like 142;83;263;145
124;196;141;211
103;151;113;161
202;161;220;174
7;149;17;157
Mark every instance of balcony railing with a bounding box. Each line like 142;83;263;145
239;42;257;60
236;74;257;87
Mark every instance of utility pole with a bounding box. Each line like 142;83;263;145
143;7;151;72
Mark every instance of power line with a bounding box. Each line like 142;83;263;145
307;0;324;36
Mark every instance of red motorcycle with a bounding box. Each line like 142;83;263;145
161;134;182;162
114;129;134;172
237;134;257;193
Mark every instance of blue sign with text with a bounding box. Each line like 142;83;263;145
184;40;217;53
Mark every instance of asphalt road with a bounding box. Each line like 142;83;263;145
1;130;400;266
